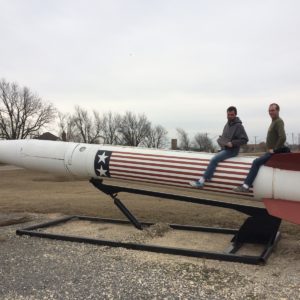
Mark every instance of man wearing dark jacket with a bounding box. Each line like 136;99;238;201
190;106;248;189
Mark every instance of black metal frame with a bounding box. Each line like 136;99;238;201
16;178;281;265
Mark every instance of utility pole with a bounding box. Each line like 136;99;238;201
254;136;258;152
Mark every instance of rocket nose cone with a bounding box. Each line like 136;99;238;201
0;139;23;166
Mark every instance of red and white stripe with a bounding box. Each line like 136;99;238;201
107;150;254;197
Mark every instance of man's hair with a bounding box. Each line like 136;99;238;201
269;103;280;111
227;106;237;115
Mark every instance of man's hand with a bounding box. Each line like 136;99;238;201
226;142;233;148
268;149;274;153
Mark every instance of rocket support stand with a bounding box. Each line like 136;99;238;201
17;178;281;265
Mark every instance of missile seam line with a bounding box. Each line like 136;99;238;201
21;155;64;161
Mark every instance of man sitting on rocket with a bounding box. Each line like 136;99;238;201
233;103;288;193
190;106;248;189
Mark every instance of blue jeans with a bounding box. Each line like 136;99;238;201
244;152;272;187
204;148;239;180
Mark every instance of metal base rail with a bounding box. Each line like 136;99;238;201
16;179;282;265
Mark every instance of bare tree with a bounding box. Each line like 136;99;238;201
193;133;214;152
57;112;81;142
0;79;56;139
72;106;103;143
176;128;191;150
143;125;168;148
93;110;103;142
102;111;122;144
119;111;151;146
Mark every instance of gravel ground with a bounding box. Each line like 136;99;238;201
0;168;299;299
1;216;300;300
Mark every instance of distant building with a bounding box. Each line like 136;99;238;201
36;132;60;141
171;139;177;150
241;142;266;153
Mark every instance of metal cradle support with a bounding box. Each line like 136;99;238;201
16;178;281;265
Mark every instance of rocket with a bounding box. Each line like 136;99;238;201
0;139;299;225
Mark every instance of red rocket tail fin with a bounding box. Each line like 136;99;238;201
265;153;300;171
263;198;300;225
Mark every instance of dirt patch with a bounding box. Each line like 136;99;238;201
1;168;300;259
1;168;299;237
0;213;33;227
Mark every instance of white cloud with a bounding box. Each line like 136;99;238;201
0;0;299;142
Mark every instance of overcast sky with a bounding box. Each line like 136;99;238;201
1;0;300;144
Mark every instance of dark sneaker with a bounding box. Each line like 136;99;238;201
189;181;204;189
233;185;250;193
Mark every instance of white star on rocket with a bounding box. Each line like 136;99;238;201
97;166;108;176
98;152;108;164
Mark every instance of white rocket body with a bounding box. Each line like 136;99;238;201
0;139;299;224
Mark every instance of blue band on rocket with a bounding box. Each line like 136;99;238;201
94;150;112;177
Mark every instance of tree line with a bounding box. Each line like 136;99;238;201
176;128;216;152
0;79;215;151
58;108;168;148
